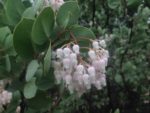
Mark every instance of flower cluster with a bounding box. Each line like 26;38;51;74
52;39;109;96
0;90;12;112
45;0;64;11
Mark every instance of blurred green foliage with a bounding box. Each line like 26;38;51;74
76;0;150;113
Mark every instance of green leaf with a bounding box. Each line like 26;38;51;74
24;78;37;99
127;0;142;7
0;27;16;55
24;108;37;113
13;18;34;59
57;1;80;28
70;25;96;48
5;0;25;25
44;43;51;74
114;109;120;113
27;91;51;110
32;7;54;45
127;0;142;12
4;34;16;56
5;54;11;72
36;70;55;90
0;27;11;43
70;26;96;39
10;78;26;91
36;75;54;90
34;0;44;11
114;74;122;84
26;60;39;82
108;0;120;9
22;7;36;19
22;0;45;19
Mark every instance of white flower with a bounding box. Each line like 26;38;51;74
0;90;12;105
92;59;105;72
70;53;78;67
103;50;109;58
88;50;97;60
71;60;78;68
70;53;77;60
76;64;84;74
100;76;106;86
53;61;61;70
65;75;72;85
88;66;96;84
99;40;106;48
77;74;83;85
16;106;21;113
63;58;71;69
94;80;102;90
63;47;71;58
87;66;95;76
92;41;99;49
49;0;64;11
56;48;63;59
83;74;91;89
54;71;62;84
73;44;80;54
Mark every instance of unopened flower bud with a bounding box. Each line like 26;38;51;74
70;53;77;60
83;74;91;89
92;41;99;49
63;47;71;58
92;59;106;72
88;66;95;76
53;61;61;69
50;0;64;11
99;40;106;48
88;50;96;60
65;75;72;85
63;58;71;69
56;48;63;59
71;59;78;68
76;64;84;74
73;44;80;54
77;74;83;85
94;80;102;90
100;76;106;86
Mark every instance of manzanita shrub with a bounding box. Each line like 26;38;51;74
0;0;109;113
0;0;150;113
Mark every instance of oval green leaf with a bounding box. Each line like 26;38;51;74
70;25;96;48
24;78;37;99
32;7;54;45
26;60;39;82
44;42;51;74
56;1;80;28
13;18;34;59
5;0;25;25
